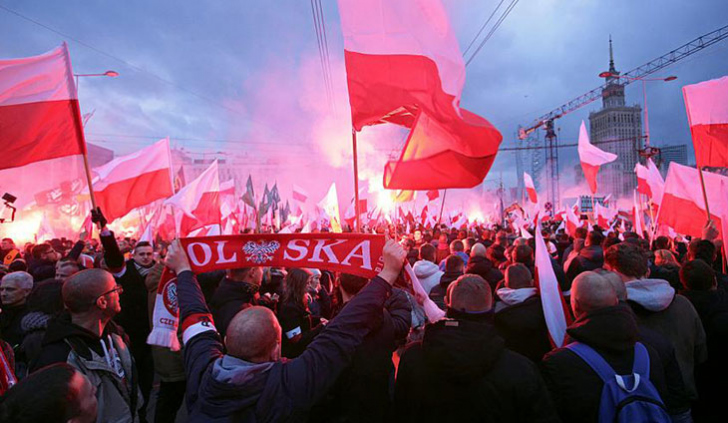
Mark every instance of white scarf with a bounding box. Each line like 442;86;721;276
146;268;181;351
496;287;538;306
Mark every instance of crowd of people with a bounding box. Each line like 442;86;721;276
0;206;726;422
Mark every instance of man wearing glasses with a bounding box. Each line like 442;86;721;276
32;268;142;422
91;207;157;423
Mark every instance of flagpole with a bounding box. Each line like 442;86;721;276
697;165;711;219
437;189;448;226
81;153;98;209
352;128;361;233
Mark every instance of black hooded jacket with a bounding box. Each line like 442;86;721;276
494;296;551;363
395;315;559;423
541;304;670;423
466;256;503;292
209;278;259;338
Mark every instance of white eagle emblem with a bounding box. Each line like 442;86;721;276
243;241;280;264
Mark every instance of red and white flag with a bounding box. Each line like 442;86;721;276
0;44;89;207
658;163;726;238
534;219;571;347
338;0;502;190
524;172;538;203
683;76;728;168
426;190;440;202
564;201;581;237
292;184;308;203
578;120;617;194
633;190;645;239
91;138;173;223
635;158;664;205
164;160;220;236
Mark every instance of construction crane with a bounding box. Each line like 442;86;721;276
516;24;728;208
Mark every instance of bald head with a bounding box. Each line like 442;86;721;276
226;306;281;363
571;271;618;318
63;269;115;314
470;243;486;258
446;274;492;313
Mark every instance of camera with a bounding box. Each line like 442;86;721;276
0;193;17;223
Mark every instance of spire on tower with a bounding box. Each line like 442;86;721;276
609;35;616;73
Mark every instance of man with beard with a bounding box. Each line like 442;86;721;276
92;207;155;423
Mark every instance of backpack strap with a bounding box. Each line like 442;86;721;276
631;342;650;379
565;342;617;383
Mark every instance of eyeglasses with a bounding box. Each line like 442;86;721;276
95;285;123;303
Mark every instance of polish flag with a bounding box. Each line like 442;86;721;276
564;201;581;237
0;44;90;207
91;138;173;223
635;158;664;205
534;219;571;347
318;183;343;233
426;190;440;202
720;179;728;266
524;172;538;203
594;202;616;228
633;190;645;239
339;0;502;190
164;160;220;236
683;76;728;168
578;120;617;194
292;184;308;203
658;163;726;238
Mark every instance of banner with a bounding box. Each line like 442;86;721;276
180;233;386;278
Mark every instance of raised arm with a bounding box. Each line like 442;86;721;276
281;237;406;406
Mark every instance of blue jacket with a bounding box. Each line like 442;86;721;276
176;270;393;422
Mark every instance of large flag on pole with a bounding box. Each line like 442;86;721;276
164;160;220;236
0;43;86;170
338;0;502;190
534;219;570;347
0;44;89;207
683;76;728;168
91;138;173;223
658;163;726;238
578;120;617;194
635;158;665;205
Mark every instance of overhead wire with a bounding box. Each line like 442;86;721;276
462;0;506;57
310;0;334;112
316;0;336;111
465;0;520;67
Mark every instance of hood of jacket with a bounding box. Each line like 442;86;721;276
413;260;442;279
422;318;504;383
21;311;52;333
466;255;494;273
578;245;604;264
626;278;675;312
439;270;463;288
496;287;538;307
196;355;275;418
209;279;258;310
567;304;639;352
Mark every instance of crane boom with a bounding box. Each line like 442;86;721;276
518;24;728;139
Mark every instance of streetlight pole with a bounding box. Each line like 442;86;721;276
74;70;119;91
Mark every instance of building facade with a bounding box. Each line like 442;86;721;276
587;38;643;200
658;144;688;173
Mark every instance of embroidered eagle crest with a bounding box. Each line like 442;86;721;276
243;241;280;264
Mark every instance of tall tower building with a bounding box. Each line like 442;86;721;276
588;37;643;199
